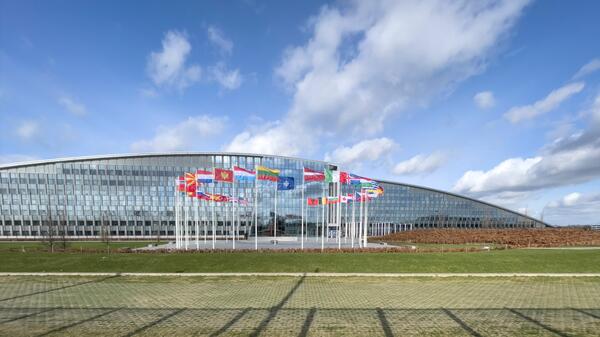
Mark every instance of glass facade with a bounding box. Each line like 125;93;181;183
0;153;547;239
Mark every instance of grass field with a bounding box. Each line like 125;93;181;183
0;241;164;252
1;248;600;273
0;275;599;336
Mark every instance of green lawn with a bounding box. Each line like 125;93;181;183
0;241;165;252
1;249;599;273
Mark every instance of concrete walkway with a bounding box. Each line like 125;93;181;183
1;272;599;277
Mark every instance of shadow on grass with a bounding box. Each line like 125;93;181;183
0;307;597;337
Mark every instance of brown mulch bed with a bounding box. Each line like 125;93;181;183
372;228;600;248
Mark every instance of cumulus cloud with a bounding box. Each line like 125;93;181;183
226;0;530;156
17;120;39;140
504;82;584;123
546;191;600;225
58;96;87;116
324;138;395;167
473;91;495;109
572;58;600;79
210;62;243;90
207;25;233;55
147;30;201;90
392;152;447;175
131;115;227;152
454;93;600;196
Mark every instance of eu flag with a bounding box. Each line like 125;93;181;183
277;176;295;190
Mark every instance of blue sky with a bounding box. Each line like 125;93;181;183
1;0;600;225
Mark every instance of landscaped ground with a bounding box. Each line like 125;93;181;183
1;248;600;273
374;228;600;247
0;275;599;336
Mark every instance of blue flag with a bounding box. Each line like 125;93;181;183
277;176;295;190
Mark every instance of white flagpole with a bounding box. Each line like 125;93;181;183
184;193;188;250
212;169;216;250
337;182;341;250
175;181;179;249
351;194;355;248
232;167;236;250
274;182;277;241
359;189;363;248
301;172;304;250
321;185;325;251
204;197;207;245
344;197;348;243
364;192;369;247
254;176;258;250
195;197;199;250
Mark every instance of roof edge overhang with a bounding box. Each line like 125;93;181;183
0;152;551;227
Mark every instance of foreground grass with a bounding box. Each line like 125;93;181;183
1;249;599;273
0;241;164;252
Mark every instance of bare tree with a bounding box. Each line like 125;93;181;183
58;211;69;251
42;209;56;253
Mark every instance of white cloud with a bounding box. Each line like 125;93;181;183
324;138;395;167
225;121;303;156
131;115;227;152
454;93;600;196
207;25;233;55
210;62;243;90
146;30;201;90
546;191;600;225
473;91;495;109
58;96;87;116
17;120;39;140
573;58;600;79
227;0;530;155
392;152;447;175
504;82;584;123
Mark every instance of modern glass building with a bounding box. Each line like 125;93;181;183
0;153;548;239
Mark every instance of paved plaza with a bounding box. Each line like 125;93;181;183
147;236;389;251
1;275;599;336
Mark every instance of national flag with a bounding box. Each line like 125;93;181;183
340;171;351;184
340;195;351;203
349;173;376;187
196;170;214;183
257;166;280;182
177;176;186;192
327;196;340;204
324;168;340;183
214;168;233;183
307;198;320;206
212;194;229;202
196;191;212;201
233;166;255;181
277;176;295;190
185;173;197;196
231;196;249;205
303;167;325;182
354;191;371;202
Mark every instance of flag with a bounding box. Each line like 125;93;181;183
196;191;212;201
307;198;320;206
340;195;351;203
325;168;340;183
327;196;340;204
215;168;233;183
233;166;255;181
340;171;351;184
177;176;186;192
303;167;325;182
257;165;280;182
212;194;229;202
277;176;295;190
185;173;197;196
355;191;371;202
349;173;376;187
365;185;384;198
196;170;214;183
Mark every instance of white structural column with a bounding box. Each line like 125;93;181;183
363;194;369;247
321;185;325;251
